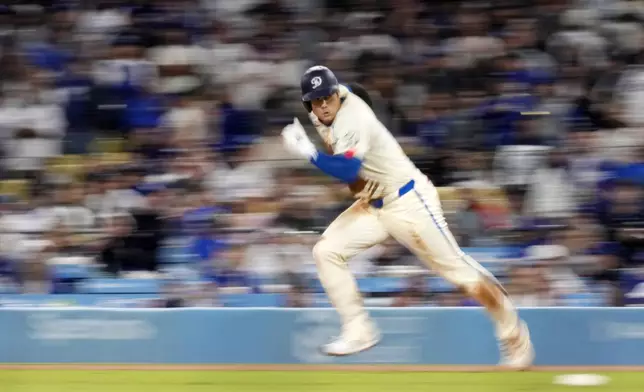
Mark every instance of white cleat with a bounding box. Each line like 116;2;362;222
321;323;381;356
498;321;534;371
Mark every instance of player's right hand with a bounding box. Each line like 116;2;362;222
282;118;317;160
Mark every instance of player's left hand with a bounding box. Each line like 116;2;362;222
282;118;317;160
353;179;385;202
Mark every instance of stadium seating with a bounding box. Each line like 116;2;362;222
2;237;523;307
46;154;86;180
96;152;133;165
77;278;162;294
0;179;29;200
0;282;18;294
51;263;96;280
90;138;127;154
0;293;158;307
561;292;607;307
357;277;408;293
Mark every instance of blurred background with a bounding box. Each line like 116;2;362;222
0;0;641;309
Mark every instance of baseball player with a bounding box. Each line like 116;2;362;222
281;66;534;369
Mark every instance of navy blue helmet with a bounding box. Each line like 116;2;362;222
300;66;339;102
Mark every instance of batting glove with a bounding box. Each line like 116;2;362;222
282;118;318;160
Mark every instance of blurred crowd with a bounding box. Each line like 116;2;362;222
0;0;642;308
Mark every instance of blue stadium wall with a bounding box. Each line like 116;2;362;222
1;308;643;365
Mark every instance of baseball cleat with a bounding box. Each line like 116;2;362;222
320;324;381;356
498;321;534;370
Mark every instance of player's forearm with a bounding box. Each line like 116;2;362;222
310;151;361;184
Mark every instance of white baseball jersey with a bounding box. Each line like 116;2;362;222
316;89;425;195
313;86;497;291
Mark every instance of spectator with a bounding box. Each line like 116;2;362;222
99;166;148;217
567;129;606;204
435;290;469;307
371;239;413;269
2;70;66;175
184;282;221;307
56;58;95;154
211;141;277;204
38;182;95;231
284;272;310;308
98;212;151;276
507;264;557;307
393;275;428;307
149;25;204;95
23;24;74;75
526;244;591;303
20;221;87;294
188;215;227;266
202;242;251;288
201;21;255;88
453;187;503;246
75;1;131;45
444;9;505;69
524;148;577;219
91;33;156;137
125;188;167;275
493;138;551;193
159;281;187;308
125;78;167;157
599;179;644;267
161;90;209;147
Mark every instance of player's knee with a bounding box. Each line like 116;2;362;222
312;239;338;264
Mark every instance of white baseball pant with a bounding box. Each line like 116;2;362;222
312;175;520;341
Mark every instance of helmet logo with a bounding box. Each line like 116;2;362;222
311;76;323;89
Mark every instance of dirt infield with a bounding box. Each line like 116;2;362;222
0;364;643;372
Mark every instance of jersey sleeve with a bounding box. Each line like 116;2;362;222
331;122;369;160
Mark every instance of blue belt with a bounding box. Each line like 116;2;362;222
370;179;415;209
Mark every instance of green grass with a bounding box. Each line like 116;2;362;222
1;370;643;392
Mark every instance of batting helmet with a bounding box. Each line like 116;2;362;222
300;66;339;111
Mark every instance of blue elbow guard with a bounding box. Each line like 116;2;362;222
311;151;361;183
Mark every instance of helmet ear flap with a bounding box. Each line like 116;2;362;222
302;101;312;112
